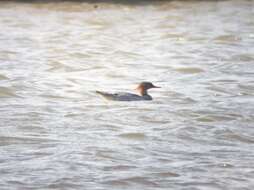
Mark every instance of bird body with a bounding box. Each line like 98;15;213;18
96;82;159;101
96;91;152;101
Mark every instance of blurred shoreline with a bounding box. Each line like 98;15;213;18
0;0;221;3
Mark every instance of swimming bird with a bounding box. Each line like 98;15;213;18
96;82;160;101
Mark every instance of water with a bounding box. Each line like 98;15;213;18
0;0;254;189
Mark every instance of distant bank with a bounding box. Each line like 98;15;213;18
0;0;179;5
0;0;212;2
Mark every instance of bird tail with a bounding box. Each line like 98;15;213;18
96;90;107;96
96;90;112;97
96;91;114;100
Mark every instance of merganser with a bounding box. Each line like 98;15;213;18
96;82;160;101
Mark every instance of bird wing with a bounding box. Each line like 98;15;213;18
96;91;143;101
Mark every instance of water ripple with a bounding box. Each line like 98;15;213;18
0;1;254;190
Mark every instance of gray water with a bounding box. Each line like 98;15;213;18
0;0;254;189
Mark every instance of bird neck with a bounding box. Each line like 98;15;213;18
138;88;148;96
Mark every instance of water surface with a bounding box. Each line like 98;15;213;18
0;0;254;189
